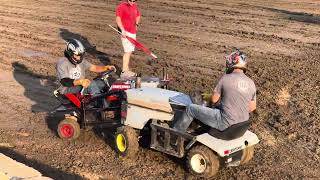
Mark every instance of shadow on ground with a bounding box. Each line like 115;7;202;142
12;62;58;113
261;6;320;24
0;147;82;179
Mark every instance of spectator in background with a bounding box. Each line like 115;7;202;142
116;0;141;78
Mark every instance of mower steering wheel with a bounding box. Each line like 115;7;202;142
99;69;116;84
101;69;116;77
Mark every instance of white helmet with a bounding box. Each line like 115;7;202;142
225;49;247;73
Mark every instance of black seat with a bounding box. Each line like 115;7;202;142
53;90;72;105
208;121;251;140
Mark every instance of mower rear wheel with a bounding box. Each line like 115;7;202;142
187;145;220;178
240;146;254;164
114;126;139;159
57;118;80;140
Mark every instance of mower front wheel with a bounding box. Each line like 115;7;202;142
114;126;139;159
57;118;80;140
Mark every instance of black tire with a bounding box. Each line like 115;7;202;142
114;126;139;159
57;118;80;140
240;146;254;164
187;145;220;178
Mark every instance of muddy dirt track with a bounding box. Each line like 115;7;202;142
0;0;319;179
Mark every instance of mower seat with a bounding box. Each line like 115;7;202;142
208;120;251;140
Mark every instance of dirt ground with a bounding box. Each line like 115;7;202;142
0;0;319;179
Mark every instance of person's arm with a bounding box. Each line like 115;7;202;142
212;92;220;104
201;88;221;105
212;76;224;104
135;16;141;26
249;88;257;112
60;78;91;88
73;79;91;88
249;100;256;112
89;64;116;73
116;16;124;32
116;4;126;36
135;6;141;28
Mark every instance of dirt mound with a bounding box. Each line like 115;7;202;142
0;0;319;179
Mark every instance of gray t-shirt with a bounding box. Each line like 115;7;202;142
56;57;92;93
214;72;256;125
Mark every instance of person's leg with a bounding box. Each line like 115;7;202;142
62;79;112;95
186;104;228;131
172;108;193;131
63;86;82;94
120;31;136;77
122;52;132;72
86;80;105;96
94;79;107;90
173;104;228;132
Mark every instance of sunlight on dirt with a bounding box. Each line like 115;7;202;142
276;86;291;106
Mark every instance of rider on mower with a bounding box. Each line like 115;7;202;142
56;38;116;96
173;49;257;132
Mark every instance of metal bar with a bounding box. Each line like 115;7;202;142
150;123;158;148
164;130;170;150
151;122;195;140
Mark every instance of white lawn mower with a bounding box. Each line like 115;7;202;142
114;87;259;178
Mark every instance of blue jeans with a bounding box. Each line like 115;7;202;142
173;104;229;132
63;79;105;95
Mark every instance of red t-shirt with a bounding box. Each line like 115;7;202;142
116;2;141;34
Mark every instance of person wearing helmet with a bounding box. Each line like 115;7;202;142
56;39;116;95
116;0;141;78
172;50;256;132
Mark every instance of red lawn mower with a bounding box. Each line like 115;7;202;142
52;70;130;140
52;69;170;140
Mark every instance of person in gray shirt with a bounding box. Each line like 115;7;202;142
173;50;256;132
56;39;116;95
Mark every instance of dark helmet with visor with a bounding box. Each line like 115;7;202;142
64;39;86;65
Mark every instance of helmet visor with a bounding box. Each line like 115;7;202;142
73;48;85;56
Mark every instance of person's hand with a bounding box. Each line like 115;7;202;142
81;79;91;88
74;79;91;88
79;79;91;88
107;65;117;72
121;30;126;37
103;65;116;72
201;93;212;102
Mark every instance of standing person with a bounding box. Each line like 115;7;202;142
173;50;257;132
56;39;116;96
116;0;141;78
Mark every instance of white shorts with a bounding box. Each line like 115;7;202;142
121;31;136;53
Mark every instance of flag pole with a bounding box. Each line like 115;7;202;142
108;25;158;59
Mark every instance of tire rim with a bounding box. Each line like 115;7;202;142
190;154;207;174
116;134;126;152
60;124;74;138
